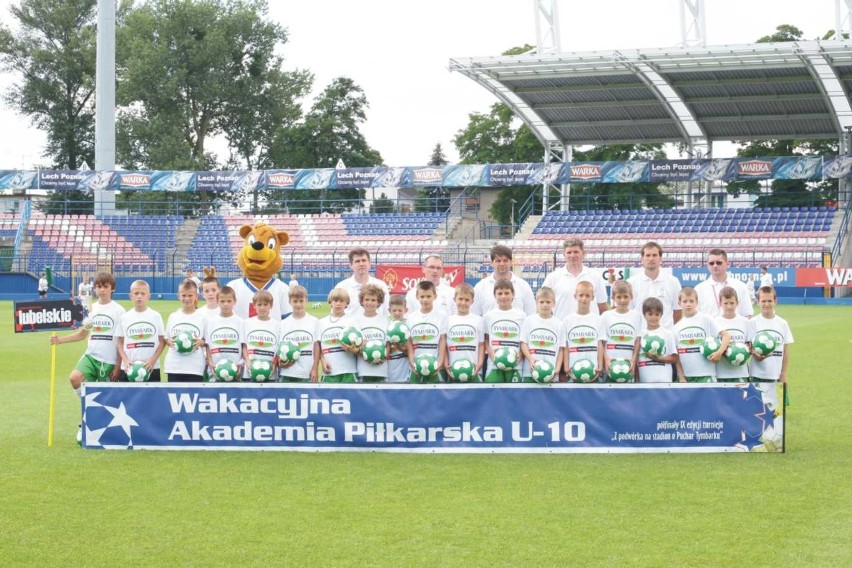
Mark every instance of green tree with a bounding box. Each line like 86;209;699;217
0;0;105;170
726;25;839;207
416;142;450;212
268;77;383;214
370;192;396;214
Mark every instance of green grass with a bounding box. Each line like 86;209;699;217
2;302;851;566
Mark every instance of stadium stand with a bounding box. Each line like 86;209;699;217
101;214;183;269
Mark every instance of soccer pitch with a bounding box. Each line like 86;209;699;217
2;301;851;567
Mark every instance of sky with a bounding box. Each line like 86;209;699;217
0;0;843;170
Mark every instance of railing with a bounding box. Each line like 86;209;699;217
829;197;852;265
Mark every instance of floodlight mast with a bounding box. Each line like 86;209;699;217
94;0;116;217
679;0;706;49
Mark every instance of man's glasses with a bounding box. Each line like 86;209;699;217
707;261;724;266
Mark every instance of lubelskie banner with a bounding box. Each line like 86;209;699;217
81;383;784;453
14;298;87;333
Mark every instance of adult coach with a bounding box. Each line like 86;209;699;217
471;245;535;316
695;248;753;317
759;266;774;288
542;238;608;319
627;241;682;329
38;272;48;298
336;248;389;318
406;255;455;316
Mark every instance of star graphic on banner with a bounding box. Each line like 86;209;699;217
84;390;103;407
85;425;108;447
104;402;139;438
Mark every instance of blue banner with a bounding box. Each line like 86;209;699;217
81;383;781;453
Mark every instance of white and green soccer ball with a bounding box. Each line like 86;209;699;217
752;332;777;357
702;336;722;360
608;358;633;383
641;334;665;357
414;353;439;376
725;341;751;367
387;321;410;345
126;361;149;382
277;340;301;364
531;360;556;383
340;326;364;348
173;331;195;354
570;359;596;383
361;340;387;364
249;359;274;382
448;359;476;382
213;358;239;382
493;347;519;370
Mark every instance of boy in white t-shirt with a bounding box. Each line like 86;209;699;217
242;290;280;382
563;281;605;383
446;283;485;383
748;286;794;415
484;279;527;383
674;287;729;383
51;272;125;443
601;280;642;382
204;286;245;380
353;284;390;383
200;271;220;319
386;295;411;383
520;286;564;383
278;285;319;383
637;297;680;383
117;280;166;382
164;279;207;382
715;286;751;383
407;280;448;383
317;288;357;383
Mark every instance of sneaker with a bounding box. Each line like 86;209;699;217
76;424;83;447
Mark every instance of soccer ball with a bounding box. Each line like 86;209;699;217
570;359;596;383
641;334;665;357
414;353;438;376
531;360;556;383
249;359;274;382
387;321;410;345
493;347;519;370
702;336;722;360
752;332;777;357
213;359;239;382
174;331;195;354
126;361;149;382
361;340;387;364
608;358;633;383
82;317;93;330
340;326;364;348
448;359;476;382
725;341;751;367
277;340;302;364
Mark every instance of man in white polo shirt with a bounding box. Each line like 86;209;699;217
542;238;608;319
406;255;456;316
628;241;682;329
695;248;753;318
471;245;535;316
335;248;390;318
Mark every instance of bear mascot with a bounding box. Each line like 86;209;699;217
226;222;292;320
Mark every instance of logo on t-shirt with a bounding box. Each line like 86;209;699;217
90;314;116;336
247;329;277;349
283;330;314;351
608;323;636;343
172;323;201;338
210;327;240;346
410;323;439;348
567;325;597;345
677;327;706;346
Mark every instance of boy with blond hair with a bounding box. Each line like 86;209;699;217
117;280;166;382
279;285;319;383
562;281;605;382
520;287;564;383
204;286;245;380
601;280;642;381
748;286;793;416
164;279;207;382
317;288;358;383
386;295;411;383
446;283;485;382
407;280;448;383
674;287;730;382
483;279;527;383
715;286;751;383
242;290;280;382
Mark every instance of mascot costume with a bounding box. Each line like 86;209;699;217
227;222;292;320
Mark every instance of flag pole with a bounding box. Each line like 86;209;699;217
48;332;57;447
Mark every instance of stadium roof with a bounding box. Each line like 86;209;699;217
449;40;852;150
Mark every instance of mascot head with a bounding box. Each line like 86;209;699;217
236;222;289;288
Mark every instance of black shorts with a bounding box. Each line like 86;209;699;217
118;369;162;383
167;373;203;382
38;290;47;297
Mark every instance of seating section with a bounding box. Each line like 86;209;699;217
27;214;154;273
0;212;17;240
520;206;838;268
341;212;447;237
102;215;183;269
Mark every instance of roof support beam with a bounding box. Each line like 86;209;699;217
612;50;707;147
794;43;852;134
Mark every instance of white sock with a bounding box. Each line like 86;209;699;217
73;387;82;398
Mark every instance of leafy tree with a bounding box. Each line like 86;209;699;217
268;77;383;213
726;25;840;207
416;142;450;212
0;0;108;170
370;192;396;214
